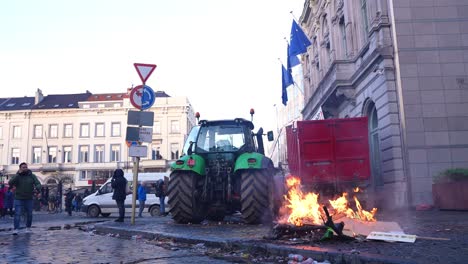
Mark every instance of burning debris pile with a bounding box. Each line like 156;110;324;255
271;176;378;241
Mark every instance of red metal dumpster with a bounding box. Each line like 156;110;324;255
286;117;371;193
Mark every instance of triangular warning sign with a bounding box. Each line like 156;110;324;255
134;63;157;83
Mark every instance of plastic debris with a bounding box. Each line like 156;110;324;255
193;243;205;249
288;254;304;262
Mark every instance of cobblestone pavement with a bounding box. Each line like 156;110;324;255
92;210;468;264
0;225;236;263
0;211;240;264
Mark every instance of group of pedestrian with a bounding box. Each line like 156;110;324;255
0;184;14;217
111;168;167;222
4;164;167;235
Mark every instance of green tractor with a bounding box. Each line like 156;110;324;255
168;114;278;224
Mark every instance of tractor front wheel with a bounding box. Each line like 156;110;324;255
167;171;205;224
240;169;272;224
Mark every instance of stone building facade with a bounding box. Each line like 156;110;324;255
0;88;196;190
298;0;468;208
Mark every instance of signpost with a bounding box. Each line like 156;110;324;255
129;62;157;225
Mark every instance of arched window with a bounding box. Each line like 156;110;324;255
364;99;382;187
361;0;369;41
339;16;348;58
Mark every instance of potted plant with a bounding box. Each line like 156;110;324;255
432;168;468;210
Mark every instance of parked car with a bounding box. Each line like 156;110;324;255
81;172;168;217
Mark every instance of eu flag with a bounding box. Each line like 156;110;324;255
282;64;293;106
289;20;312;57
287;43;301;71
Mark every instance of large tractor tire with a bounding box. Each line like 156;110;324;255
167;171;205;224
240;169;272;224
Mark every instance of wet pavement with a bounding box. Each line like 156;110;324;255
92;210;468;264
0;228;236;263
0;212;236;264
0;212;241;264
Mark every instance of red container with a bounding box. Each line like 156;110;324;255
286;117;371;189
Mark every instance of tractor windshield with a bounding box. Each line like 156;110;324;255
196;125;245;152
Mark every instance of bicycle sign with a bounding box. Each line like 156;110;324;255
129;85;156;110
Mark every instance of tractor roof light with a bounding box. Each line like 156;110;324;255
195;112;200;123
250;108;255;122
175;160;184;165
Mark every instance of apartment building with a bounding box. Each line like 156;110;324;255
0;88;196;189
296;0;468;209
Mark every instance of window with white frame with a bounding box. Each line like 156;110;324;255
48;146;57;163
94;145;104;163
152;145;162;160
95;123;105;137
12;126;21;139
79;145;89;162
63;146;72;163
80;123;90;138
32;147;42;164
153;121;161;134
79;171;87;180
110;144;120;162
64;124;73;138
49;124;58;138
171;120;180;133
111;122;121;137
11;148;20;164
170;143;179;160
33;125;43;139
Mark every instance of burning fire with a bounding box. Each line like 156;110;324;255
278;176;377;226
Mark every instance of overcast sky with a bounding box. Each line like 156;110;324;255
0;0;304;132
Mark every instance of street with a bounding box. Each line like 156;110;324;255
0;212;239;264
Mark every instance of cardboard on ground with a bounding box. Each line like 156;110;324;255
340;217;404;237
367;231;416;243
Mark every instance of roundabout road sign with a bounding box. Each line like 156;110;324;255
129;85;156;110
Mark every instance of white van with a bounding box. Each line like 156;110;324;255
81;172;168;218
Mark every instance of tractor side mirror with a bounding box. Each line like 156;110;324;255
187;141;194;155
267;131;274;141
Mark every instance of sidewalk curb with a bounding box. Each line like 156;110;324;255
94;224;416;264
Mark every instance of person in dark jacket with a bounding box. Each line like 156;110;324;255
111;169;127;222
8;162;42;235
64;188;74;216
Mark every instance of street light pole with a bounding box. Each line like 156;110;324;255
274;104;281;167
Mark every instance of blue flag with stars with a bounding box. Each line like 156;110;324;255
282;64;293;106
289;20;312;57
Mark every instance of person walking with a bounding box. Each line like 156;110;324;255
48;193;56;213
75;194;83;212
3;186;14;217
8;162;42;235
64;188;74;216
111;169;127;222
137;182;147;217
155;178;168;216
83;189;90;198
0;184;5;218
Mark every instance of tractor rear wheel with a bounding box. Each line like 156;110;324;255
167;171;205;224
240;169;272;224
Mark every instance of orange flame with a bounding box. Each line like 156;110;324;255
278;176;378;226
353;187;360;192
